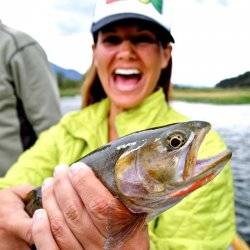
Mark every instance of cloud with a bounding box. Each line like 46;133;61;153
51;0;96;35
0;0;95;73
217;0;230;6
167;0;250;86
195;0;230;6
52;0;95;15
56;20;84;35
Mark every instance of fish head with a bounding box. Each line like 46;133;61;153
114;121;232;219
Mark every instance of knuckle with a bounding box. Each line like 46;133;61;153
89;197;114;218
72;170;93;191
64;204;80;223
24;228;33;244
42;186;53;202
49;217;65;238
53;175;64;188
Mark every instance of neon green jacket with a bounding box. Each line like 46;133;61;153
0;89;235;249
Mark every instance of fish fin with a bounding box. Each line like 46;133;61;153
104;201;147;250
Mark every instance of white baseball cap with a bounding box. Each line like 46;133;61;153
91;0;174;43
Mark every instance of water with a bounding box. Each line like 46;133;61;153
61;97;250;244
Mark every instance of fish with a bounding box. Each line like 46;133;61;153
24;121;232;248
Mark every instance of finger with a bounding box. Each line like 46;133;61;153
1;186;34;245
42;178;82;250
32;209;59;250
53;165;104;247
6;214;33;245
0;229;30;250
11;185;34;200
68;162;120;234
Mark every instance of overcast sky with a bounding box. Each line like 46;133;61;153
1;0;249;87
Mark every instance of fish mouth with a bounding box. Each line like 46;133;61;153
170;120;232;199
182;121;211;180
169;149;232;199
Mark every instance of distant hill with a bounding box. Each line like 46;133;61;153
216;71;250;88
51;63;83;81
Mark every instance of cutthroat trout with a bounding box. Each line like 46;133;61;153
24;121;232;247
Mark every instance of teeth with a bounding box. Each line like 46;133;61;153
115;68;140;75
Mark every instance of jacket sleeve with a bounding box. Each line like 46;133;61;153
0;110;88;189
148;130;236;250
0;125;61;189
9;39;62;135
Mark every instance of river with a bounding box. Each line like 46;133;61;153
61;96;250;244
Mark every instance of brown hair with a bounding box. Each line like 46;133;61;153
81;57;173;108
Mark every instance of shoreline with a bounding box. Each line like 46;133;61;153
172;87;250;104
59;87;250;105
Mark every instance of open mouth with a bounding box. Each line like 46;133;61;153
170;124;232;199
112;68;142;92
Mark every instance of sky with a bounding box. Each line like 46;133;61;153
0;0;250;87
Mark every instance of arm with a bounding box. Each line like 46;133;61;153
9;38;61;135
0;125;61;189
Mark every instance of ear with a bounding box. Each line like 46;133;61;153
161;44;172;69
92;43;96;52
92;43;97;66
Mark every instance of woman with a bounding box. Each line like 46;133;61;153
0;0;236;249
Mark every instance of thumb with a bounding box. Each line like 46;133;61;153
8;217;34;245
11;185;34;200
5;185;35;245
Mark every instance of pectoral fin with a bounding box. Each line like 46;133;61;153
104;201;147;250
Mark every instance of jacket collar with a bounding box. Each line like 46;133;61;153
61;88;170;145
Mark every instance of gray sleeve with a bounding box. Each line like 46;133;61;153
9;42;62;135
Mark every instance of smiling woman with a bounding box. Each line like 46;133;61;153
0;0;237;249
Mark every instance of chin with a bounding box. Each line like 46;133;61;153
112;96;143;110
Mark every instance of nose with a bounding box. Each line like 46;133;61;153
116;40;136;60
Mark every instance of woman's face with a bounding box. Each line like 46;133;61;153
93;23;172;111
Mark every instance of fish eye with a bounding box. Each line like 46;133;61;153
170;137;182;148
166;132;187;150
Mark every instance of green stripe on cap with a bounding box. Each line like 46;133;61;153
107;0;163;14
139;0;162;13
151;0;163;13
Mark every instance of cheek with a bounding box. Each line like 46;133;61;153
94;51;104;69
94;48;114;69
94;50;114;91
142;48;164;69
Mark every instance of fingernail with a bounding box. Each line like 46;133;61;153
33;209;45;222
53;164;68;177
42;177;53;192
70;162;89;175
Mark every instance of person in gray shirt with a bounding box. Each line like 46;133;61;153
0;21;62;176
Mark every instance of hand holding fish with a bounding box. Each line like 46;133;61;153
32;163;149;250
0;185;34;249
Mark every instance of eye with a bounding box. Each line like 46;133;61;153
166;133;187;150
131;35;158;45
102;35;122;45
